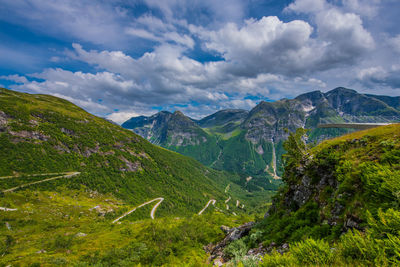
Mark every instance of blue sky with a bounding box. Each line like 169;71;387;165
0;0;399;123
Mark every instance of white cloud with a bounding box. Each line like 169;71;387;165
357;66;400;89
107;111;147;125
2;0;398;120
285;0;326;14
342;0;381;18
0;74;29;84
0;0;129;46
193;12;374;77
388;35;400;54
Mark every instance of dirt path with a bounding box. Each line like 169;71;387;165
198;199;216;215
0;207;17;211
112;197;164;223
224;196;231;203
0;172;68;180
1;172;80;193
224;184;230;193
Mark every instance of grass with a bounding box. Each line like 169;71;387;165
0;185;253;266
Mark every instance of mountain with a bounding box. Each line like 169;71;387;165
0;88;251;216
123;87;400;184
207;124;400;266
197;109;248;128
1;88;272;266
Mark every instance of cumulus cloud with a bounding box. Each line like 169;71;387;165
107;111;152;124
342;0;381;18
0;74;29;84
357;66;400;89
192;10;373;77
2;0;397;121
0;0;129;47
1;41;330;122
285;0;326;13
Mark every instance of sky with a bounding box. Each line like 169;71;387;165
0;0;399;124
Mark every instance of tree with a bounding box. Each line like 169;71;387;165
282;128;309;182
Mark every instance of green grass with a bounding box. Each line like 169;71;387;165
0;88;263;217
0;185;253;266
238;124;400;266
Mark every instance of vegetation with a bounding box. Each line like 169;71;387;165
3;87;400;266
0;88;260;216
0;88;266;266
233;124;400;266
0;186;253;266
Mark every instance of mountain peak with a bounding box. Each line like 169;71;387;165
325;87;357;95
173;110;185;116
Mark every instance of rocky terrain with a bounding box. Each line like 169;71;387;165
123;87;400;186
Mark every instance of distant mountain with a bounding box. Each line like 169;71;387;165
123;87;400;188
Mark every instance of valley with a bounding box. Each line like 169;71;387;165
1;0;399;265
123;87;400;193
1;87;400;266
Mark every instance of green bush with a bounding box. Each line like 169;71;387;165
290;238;334;265
339;229;383;264
260;250;296;267
49;234;74;250
224;239;248;260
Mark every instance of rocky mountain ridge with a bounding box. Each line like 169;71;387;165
123;87;400;189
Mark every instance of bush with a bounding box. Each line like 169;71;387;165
224;239;248;260
49;234;74;250
290;238;334;265
339;229;384;264
260;250;296;267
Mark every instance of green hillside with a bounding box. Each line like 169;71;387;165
0;88;273;265
0;88;256;216
216;124;400;266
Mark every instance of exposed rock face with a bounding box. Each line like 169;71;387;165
8;130;49;141
119;156;142;172
205;222;255;264
123;110;209;147
122;87;400;178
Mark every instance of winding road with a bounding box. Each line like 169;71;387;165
0;172;70;180
1;172;81;193
198;199;216;215
112;197;164;223
0;207;17;211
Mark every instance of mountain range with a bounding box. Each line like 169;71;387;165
122;87;400;186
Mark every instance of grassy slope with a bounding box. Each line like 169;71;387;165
0;88;267;265
0;186;253;266
243;124;400;266
0;88;254;215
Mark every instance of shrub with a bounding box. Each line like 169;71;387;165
290;238;334;265
224;239;248;260
260;250;296;267
50;234;74;250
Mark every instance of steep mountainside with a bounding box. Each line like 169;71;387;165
123;87;400;185
123;110;220;165
207;124;400;266
0;88;251;216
